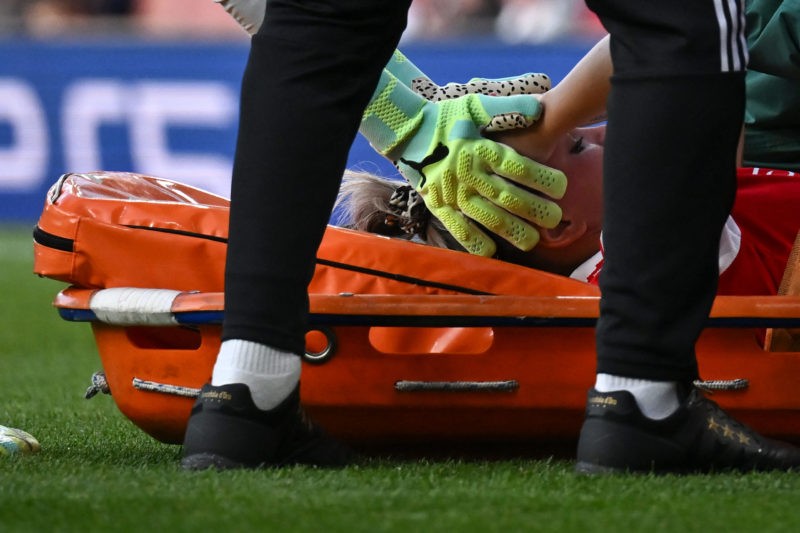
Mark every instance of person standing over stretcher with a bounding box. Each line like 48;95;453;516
490;1;800;472
181;0;568;470
181;0;800;473
569;0;800;473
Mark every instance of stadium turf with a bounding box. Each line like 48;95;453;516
2;226;799;532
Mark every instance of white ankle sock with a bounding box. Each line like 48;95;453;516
594;373;680;420
211;339;301;411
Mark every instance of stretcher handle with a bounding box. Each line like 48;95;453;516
54;287;800;328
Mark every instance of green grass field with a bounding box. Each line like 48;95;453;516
2;225;800;532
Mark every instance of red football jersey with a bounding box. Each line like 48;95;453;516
573;168;800;296
717;168;800;295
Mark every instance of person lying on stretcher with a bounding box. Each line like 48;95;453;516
338;133;800;298
337;36;799;298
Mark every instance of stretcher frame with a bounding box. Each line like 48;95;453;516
54;287;800;446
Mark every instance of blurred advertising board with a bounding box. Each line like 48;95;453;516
0;38;589;221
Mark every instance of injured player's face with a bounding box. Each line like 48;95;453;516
490;125;605;275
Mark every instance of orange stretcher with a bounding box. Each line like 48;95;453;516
33;172;800;447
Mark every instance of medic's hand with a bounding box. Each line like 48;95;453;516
360;71;566;257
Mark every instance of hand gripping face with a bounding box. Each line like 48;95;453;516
361;71;566;257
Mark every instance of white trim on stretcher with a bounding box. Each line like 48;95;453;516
55;287;800;329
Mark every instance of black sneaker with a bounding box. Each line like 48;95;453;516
576;387;800;474
181;383;354;470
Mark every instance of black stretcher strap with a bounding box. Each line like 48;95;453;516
33;226;73;252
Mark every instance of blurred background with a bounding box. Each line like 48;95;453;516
1;1;604;42
0;0;606;222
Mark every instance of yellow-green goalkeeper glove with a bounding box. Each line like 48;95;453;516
360;70;566;257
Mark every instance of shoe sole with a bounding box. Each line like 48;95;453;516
181;452;251;471
574;460;625;475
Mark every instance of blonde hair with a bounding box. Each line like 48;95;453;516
335;170;458;250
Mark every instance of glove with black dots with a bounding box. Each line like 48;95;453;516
360;70;566;257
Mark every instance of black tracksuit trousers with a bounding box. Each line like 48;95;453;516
222;0;411;354
586;0;747;382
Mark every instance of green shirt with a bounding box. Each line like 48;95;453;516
743;0;800;170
